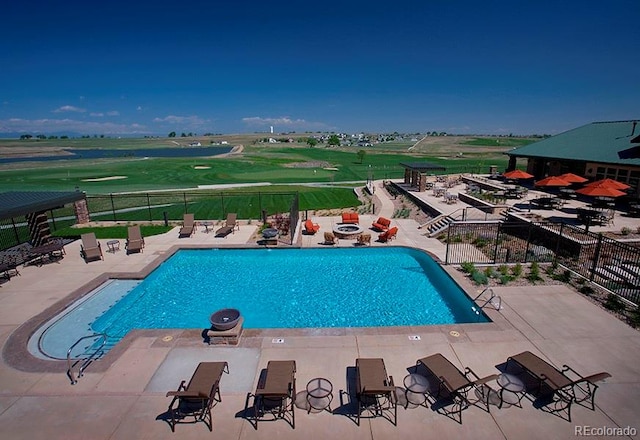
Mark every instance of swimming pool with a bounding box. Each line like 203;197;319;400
32;247;488;359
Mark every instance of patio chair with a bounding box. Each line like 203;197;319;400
80;233;103;263
179;213;196;237
323;232;338;245
125;225;145;254
248;360;296;430
215;213;239;237
304;219;320;235
357;233;371;246
355;358;397;426
165;361;229;432
371;217;391;231
416;353;497;423
378;226;398;243
505;351;611;421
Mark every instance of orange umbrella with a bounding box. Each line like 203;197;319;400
534;176;570;187
503;169;534;180
576;184;626;198
557;173;588;184
584;178;630;190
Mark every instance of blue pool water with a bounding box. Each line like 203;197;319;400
33;247;488;359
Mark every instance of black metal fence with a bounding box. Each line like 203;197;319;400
1;191;300;250
444;220;640;305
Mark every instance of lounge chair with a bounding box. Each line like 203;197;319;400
165;361;229;432
179;213;196;237
248;360;296;429
323;232;338;245
355;358;397;426
378;226;398;243
505;351;611;421
125;225;145;254
304;219;320;235
416;353;497;423
371;217;391;231
215;213;239;237
80;233;103;262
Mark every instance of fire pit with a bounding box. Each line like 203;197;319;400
332;224;364;239
262;228;279;239
210;308;241;331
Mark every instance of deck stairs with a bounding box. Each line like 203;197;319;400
419;214;456;237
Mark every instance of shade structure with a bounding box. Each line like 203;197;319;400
576;184;626;198
557;173;588;184
584;178;630;190
503;169;534;180
534;176;570;187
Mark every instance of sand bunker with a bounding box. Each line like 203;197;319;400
81;176;128;182
194;166;211;169
323;167;339;171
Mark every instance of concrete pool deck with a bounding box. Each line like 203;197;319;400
1;181;639;439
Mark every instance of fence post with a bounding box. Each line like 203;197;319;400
445;224;452;264
183;193;188;213
492;223;501;264
220;192;225;217
147;193;152;222
590;233;604;282
258;192;262;216
524;222;533;263
110;193;117;221
554;222;564;262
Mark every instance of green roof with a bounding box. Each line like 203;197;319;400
507;120;640;166
0;191;85;220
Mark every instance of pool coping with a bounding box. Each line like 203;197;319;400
2;244;507;373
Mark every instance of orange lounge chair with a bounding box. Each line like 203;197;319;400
371;217;391;231
304;219;320;234
378;226;398;243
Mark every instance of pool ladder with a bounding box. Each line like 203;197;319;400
67;333;107;385
473;288;502;311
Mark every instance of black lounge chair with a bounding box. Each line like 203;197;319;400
416;353;497;423
248;360;296;429
165;361;229;432
215;213;238;237
505;351;611;421
355;358;397;426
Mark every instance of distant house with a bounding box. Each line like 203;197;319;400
506;120;640;197
188;142;201;147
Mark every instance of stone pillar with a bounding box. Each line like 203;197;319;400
411;170;417;187
404;168;411;184
73;198;91;224
418;173;427;192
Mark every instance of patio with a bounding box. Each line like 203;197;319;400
0;179;639;439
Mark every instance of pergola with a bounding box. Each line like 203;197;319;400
0;191;88;250
399;162;447;191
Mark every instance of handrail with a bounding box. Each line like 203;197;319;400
473;287;502;311
67;333;107;385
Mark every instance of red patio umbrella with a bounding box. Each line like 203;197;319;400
534;176;570;187
503;169;534;180
584;178;630;190
575;184;626;198
557;173;588;184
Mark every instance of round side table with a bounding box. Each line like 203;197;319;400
306;378;333;413
403;373;430;407
497;373;526;408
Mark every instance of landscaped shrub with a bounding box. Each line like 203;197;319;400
472;270;489;285
629;307;640;328
527;261;543;283
483;266;495;278
552;269;572;283
579;285;594;295
621;226;632;236
499;274;514;285
604;293;625;313
460;262;476;274
498;265;510;276
511;263;523;277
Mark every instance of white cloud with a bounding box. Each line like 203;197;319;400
90;112;104;117
107;110;120;116
0;117;149;135
153;115;210;128
242;116;330;130
52;105;86;113
136;106;143;111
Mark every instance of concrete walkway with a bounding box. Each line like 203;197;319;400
0;180;639;439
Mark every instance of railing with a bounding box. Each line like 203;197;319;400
67;333;107;385
473;288;502;311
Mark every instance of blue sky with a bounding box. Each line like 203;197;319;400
1;0;638;137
